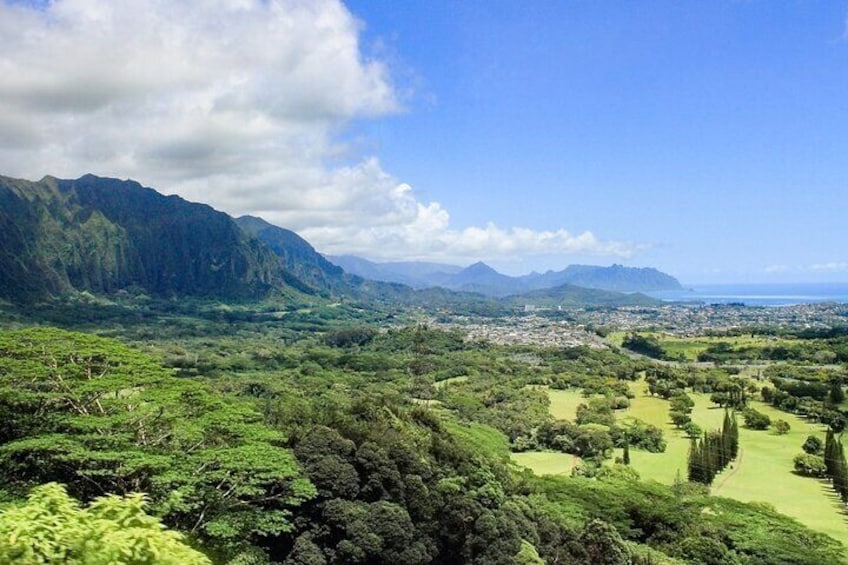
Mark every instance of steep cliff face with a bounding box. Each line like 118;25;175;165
0;174;287;301
235;215;346;295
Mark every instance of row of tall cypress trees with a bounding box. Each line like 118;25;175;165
824;428;848;503
687;409;739;485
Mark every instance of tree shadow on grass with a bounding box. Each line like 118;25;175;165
816;478;848;521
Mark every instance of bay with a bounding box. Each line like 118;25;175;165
647;283;848;306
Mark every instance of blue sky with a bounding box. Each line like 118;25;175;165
343;1;848;282
1;1;846;283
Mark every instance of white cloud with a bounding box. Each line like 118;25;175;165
0;0;643;264
810;262;848;272
764;264;791;274
294;169;647;263
762;262;848;276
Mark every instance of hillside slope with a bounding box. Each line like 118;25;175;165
235;215;347;296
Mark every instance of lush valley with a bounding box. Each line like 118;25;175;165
1;174;848;564
3;311;848;564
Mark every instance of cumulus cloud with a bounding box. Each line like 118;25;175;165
0;0;642;264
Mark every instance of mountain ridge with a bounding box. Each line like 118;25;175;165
327;255;682;297
326;255;462;288
0;173;665;311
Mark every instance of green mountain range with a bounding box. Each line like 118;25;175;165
0;173;661;310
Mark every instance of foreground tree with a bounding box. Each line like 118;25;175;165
0;482;210;564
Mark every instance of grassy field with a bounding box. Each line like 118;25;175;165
513;381;848;547
511;451;580;476
621;382;848;547
706;401;848;546
434;375;468;389
660;334;788;361
547;387;588;420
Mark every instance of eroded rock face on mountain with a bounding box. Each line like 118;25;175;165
0;174;287;300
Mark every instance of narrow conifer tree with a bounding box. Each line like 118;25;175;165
685;415;738;486
702;432;714;484
721;409;733;467
687;437;701;483
835;441;848;503
729;410;739;460
825;428;838;478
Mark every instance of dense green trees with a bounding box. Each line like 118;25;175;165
579;519;631;565
0;328;315;556
536;420;613;461
830;382;846;404
277;399;584;564
614;420;666;453
803;435;824;455
667;390;695;430
622;333;668;360
576;398;616;427
535;473;844;564
322;327;377;348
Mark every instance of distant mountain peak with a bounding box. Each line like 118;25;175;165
463;261;497;274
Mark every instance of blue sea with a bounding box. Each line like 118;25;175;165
647;283;848;307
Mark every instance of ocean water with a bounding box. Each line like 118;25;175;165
647;283;848;307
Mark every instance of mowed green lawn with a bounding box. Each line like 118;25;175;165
548;387;588;420
511;451;580;476
513;382;848;547
622;382;848;547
